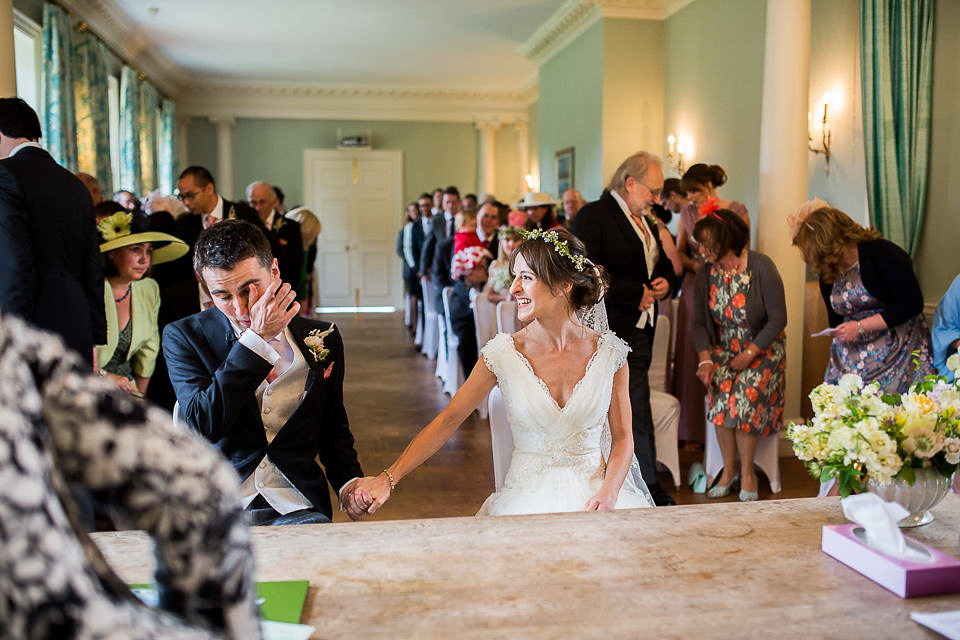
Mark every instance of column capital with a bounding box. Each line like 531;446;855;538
209;115;236;127
474;119;501;132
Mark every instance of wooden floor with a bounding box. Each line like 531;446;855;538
329;311;820;522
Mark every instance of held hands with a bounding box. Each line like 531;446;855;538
248;276;300;341
347;473;393;519
729;344;757;371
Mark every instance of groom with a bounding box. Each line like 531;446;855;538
163;220;366;524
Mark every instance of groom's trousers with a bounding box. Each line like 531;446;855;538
626;326;659;485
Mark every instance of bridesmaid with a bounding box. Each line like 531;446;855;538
673;163;750;451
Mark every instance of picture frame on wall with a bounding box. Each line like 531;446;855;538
555;147;574;195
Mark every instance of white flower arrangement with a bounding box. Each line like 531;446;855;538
304;324;336;363
787;365;960;496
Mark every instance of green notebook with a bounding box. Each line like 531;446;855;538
130;580;309;624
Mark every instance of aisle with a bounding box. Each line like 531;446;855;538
328;312;819;521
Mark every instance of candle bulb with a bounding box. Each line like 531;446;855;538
667;134;676;154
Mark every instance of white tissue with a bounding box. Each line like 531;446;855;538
840;493;927;561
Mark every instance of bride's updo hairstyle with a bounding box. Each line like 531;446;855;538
509;227;607;311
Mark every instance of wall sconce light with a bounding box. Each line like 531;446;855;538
808;91;832;176
667;133;693;174
524;173;537;191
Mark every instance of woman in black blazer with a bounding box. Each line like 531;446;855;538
790;201;933;392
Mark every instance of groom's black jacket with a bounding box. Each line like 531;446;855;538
163;308;363;518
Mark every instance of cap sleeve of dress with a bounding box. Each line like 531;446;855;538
604;331;631;370
479;333;511;384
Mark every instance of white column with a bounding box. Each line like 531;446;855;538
515;120;530;197
210;116;236;199
756;0;810;421
177;116;190;174
475;120;499;198
0;0;16;97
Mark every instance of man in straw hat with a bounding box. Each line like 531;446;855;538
0;97;106;363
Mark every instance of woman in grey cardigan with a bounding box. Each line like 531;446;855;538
692;208;787;501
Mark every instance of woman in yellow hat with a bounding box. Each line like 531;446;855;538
95;209;188;395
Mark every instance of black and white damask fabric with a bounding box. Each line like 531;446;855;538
0;314;260;639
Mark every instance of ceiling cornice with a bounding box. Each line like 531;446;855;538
178;80;531;125
519;0;693;66
57;0;182;98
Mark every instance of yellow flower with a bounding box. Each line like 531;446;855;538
98;212;133;241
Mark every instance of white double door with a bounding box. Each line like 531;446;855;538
303;149;402;307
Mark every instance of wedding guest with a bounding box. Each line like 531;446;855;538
693;209;786;501
477;201;500;258
0;97;105;364
462;193;479;214
484;226;524;304
790;200;934;391
246;180;303;296
659;178;686;236
450;211;487;280
561;188;585;227
285;206;322;311
96;211;187;396
0;313;259;639
673;163;749;450
76;171;103;205
518;192;562;231
932;274;960;382
163;220;366;524
572;151;677;506
114;189;139;211
397;202;423;330
420;185;459;282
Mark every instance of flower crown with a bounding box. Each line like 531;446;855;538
787;198;828;238
519;228;586;272
98;212;133;241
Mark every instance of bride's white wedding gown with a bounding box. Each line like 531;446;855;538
476;331;654;516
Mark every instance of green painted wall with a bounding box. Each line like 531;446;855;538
185;119;218;184
527;100;538;194
663;0;766;242
538;20;604;200
601;18;664;184
186;118;477;208
913;0;960;301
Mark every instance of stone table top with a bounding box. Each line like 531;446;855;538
92;496;960;638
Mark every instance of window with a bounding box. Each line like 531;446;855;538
108;75;121;192
13;11;42;113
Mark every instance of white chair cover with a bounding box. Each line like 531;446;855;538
486;386;515;491
440;286;464;396
649;314;671;392
413;299;423;347
496;299;519;334
704;418;782;493
403;291;412;327
651;390;681;489
419;276;439;359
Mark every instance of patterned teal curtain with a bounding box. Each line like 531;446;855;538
41;3;76;169
860;0;934;257
158;99;178;194
73;31;112;191
138;81;160;192
118;66;141;195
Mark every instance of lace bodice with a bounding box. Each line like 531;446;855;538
481;331;629;476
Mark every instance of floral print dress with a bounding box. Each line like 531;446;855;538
824;262;934;392
706;265;786;436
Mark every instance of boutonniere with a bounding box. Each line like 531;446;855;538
304;324;336;364
739;270;752;287
644;212;660;230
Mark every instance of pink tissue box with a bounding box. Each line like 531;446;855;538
821;524;960;598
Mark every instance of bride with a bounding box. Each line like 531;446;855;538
353;228;654;515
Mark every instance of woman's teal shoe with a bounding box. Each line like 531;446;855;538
739;489;759;502
707;473;740;498
687;462;707;494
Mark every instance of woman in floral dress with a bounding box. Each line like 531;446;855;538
789;201;933;392
693;209;787;501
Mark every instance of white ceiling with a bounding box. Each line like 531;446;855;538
109;0;567;90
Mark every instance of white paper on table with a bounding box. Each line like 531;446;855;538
910;610;960;640
810;327;837;338
262;620;316;640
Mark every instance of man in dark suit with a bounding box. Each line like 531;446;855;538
163;220;366;524
147;166;266;410
477;201;500;260
572;151;677;506
419;185;459;282
246;181;303;290
0;97;105;363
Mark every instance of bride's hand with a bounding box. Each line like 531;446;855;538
585;489;618;511
352;474;392;515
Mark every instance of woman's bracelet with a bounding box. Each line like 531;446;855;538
857;320;863;334
381;469;397;491
697;360;713;369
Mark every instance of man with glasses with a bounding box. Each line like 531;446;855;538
571;151;678;506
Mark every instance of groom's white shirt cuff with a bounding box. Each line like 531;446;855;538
238;328;358;512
